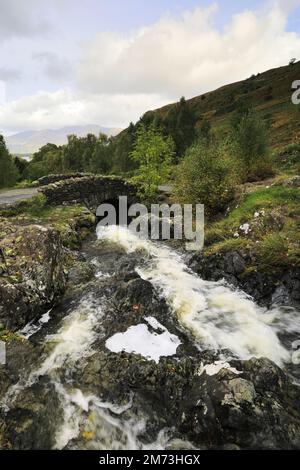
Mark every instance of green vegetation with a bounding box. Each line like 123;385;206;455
204;184;300;270
174;139;237;215
0;135;19;188
259;234;289;269
24;135;116;180
162;96;197;157
205;186;300;240
130;123;175;199
0;329;22;343
273;142;300;173
231;104;273;181
12;96;196;183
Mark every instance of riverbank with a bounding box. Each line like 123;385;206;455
0;175;299;449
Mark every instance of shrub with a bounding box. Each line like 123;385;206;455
0;135;19;188
130;123;175;200
174;140;238;216
25;194;48;216
231;106;274;181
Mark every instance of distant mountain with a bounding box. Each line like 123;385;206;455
5;125;122;155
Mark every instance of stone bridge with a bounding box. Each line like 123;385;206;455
39;175;138;212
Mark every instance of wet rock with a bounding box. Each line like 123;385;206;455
2;378;62;449
180;357;300;449
189;249;300;308
1;233;300;450
75;269;300;450
67;261;95;286
223;378;256;404
0;223;66;330
0;337;45;449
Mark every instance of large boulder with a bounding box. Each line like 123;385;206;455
0;222;66;330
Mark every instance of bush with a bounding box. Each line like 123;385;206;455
0;135;19;188
231;106;274;181
25;194;48;216
130;123;175;199
174;140;238;216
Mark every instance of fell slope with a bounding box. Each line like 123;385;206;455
142;61;300;149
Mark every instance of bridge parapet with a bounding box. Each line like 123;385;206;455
39;175;137;211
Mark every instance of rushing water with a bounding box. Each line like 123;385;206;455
96;225;300;366
2;224;300;449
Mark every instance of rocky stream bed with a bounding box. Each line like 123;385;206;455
0;222;300;450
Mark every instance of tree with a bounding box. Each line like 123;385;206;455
174;140;237;216
112;122;137;174
25;161;48;181
62;135;84;171
199;119;212;143
165;96;197;157
130;123;175;199
26;143;62;179
231;105;272;181
0;135;19;188
14;156;29;181
89;133;112;174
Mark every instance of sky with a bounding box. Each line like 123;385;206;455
1;0;300;134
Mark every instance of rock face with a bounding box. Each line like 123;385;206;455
0;222;66;330
182;357;300;449
188;249;300;308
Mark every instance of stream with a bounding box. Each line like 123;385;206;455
1;224;300;449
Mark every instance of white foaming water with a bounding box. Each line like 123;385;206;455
32;296;102;379
54;383;177;450
96;224;299;366
3;292;173;450
18;309;52;339
105;317;181;363
1;296;103;410
199;360;242;376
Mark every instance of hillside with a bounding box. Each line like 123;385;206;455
5;125;122;155
137;61;300;150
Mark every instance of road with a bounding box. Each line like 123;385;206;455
0;188;38;205
0;185;173;206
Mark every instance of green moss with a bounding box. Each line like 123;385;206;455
4;274;23;284
206;237;249;255
259;234;289;269
203;182;300;272
205;186;299;242
0;329;22;343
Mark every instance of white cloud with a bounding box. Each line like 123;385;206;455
1;1;300;133
0;88;167;133
77;3;300;97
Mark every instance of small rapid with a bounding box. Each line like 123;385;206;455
1;223;299;450
96;224;300;367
